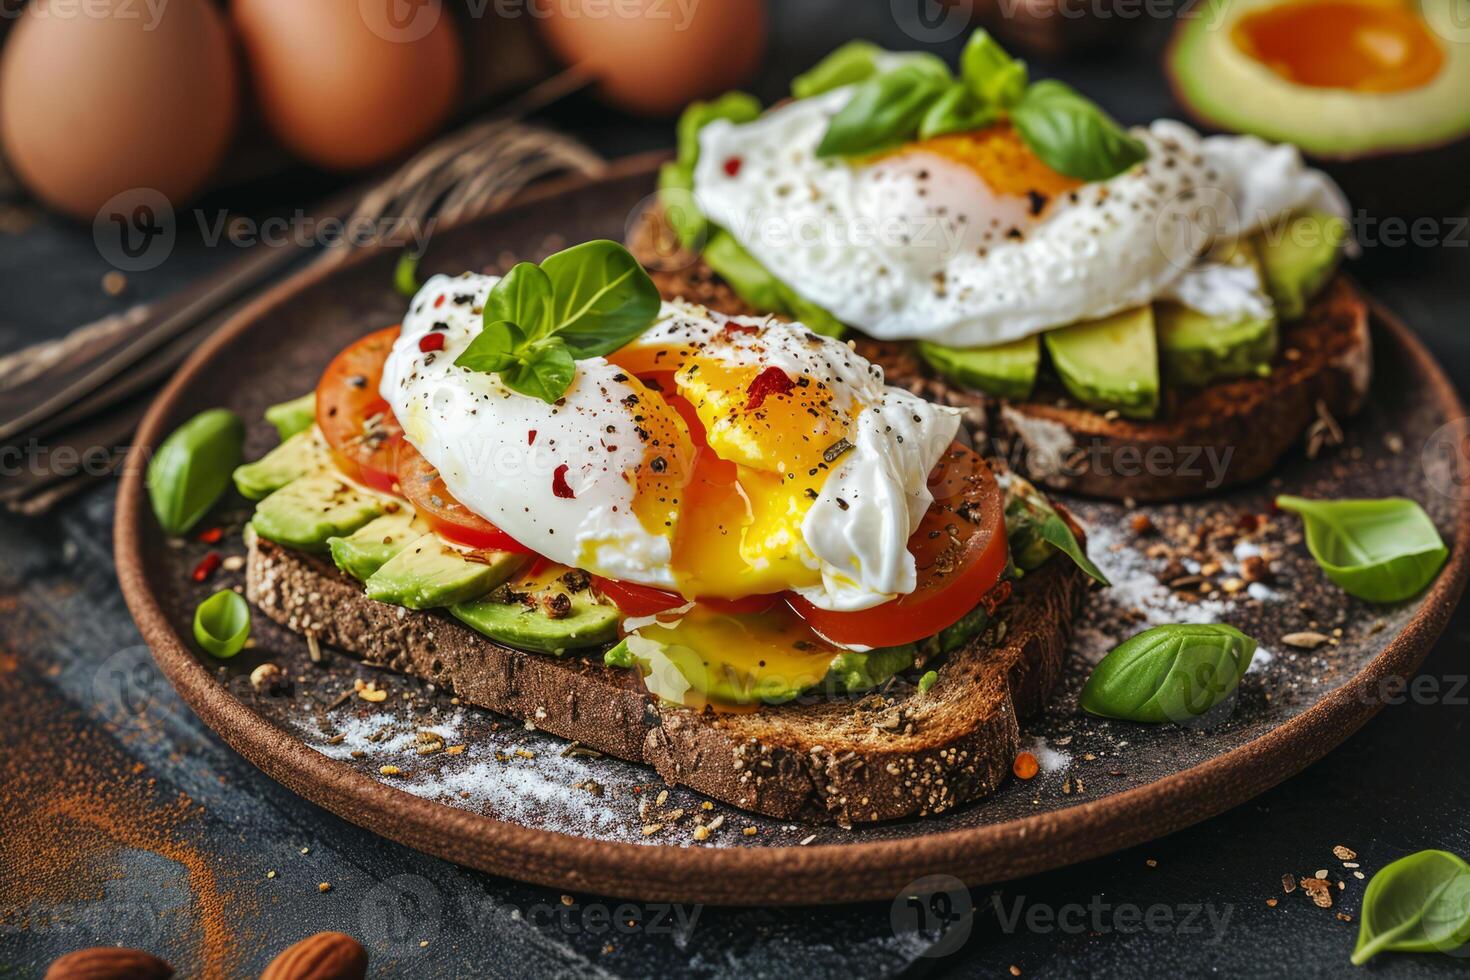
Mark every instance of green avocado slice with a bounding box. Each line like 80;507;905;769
364;534;523;610
1156;238;1279;387
1250;211;1347;321
233;428;330;501
916;335;1040;400
251;473;384;552
327;509;422;581
451;579;620;657
1044;305;1160;420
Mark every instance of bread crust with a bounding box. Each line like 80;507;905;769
628;206;1373;501
246;537;1087;824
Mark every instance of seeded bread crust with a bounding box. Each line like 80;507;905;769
628;205;1373;501
246;536;1087;824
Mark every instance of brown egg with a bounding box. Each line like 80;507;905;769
231;0;463;171
0;0;239;221
537;0;766;117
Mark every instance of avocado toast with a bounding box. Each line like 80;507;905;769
222;242;1100;825
648;31;1372;500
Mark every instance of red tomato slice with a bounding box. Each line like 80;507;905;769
316;326;405;493
787;444;1008;647
396;441;534;554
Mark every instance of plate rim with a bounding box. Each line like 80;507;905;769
116;153;1470;905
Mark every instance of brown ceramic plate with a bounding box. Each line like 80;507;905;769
117;154;1470;905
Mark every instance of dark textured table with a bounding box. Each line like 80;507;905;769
4;5;1470;977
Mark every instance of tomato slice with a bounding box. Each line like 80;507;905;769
316;325;405;493
592;576;779;617
396;441;534;554
787;444;1008;647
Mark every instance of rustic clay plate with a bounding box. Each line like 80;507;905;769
117;154;1470;905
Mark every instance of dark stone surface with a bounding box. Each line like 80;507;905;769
3;3;1469;977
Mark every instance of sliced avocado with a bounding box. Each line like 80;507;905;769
916;335;1040;400
233;429;330;501
451;568;619;655
1251;211;1347;321
1157;238;1278;387
264;393;317;441
606;633;815;707
364;534;523;610
251;473;384;552
1044;306;1159;420
327;508;422;581
826;644;916;694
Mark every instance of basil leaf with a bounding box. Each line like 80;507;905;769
147;408;245;536
816;62;952;159
500;337;576;404
919;83;1000;140
959;29;1027;106
394;251;421;298
1276;495;1449;602
193;589;251;659
1080;624;1256;724
454;319;525;374
1004;488;1109;586
1011;80;1147;181
484;262;553;341
1353;850;1470;964
540;240;662;358
792;40;886;99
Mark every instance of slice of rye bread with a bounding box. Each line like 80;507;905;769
627;205;1372;501
246;535;1088;825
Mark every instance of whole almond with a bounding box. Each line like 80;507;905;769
44;947;173;979
259;932;367;980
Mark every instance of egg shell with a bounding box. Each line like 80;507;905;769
231;0;463;171
536;0;765;117
0;0;239;220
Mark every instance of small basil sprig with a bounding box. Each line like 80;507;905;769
1353;850;1470;964
1276;495;1449;603
813;29;1145;182
1004;483;1110;586
147;408;245;536
1080;624;1256;724
193;589;251;658
792;41;950;100
454;241;661;403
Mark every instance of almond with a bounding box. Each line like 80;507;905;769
44;947;173;979
260;932;367;980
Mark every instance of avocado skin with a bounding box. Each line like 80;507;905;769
233;429;329;501
1044;306;1160;420
916;335;1040;400
453;584;620;655
364;534;523;610
1251;211;1346;321
251;474;383;552
328;510;420;581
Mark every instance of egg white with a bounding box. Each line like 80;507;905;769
381;275;962;611
691;89;1350;347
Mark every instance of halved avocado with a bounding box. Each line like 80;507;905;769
1169;0;1470;216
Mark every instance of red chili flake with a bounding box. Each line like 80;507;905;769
745;366;794;411
418;333;445;353
196;527;223;544
980;577;1013;615
1238;512;1261;532
191;551;222;583
527;429;537;445
722;321;759;337
552;464;575;499
723;156;742;177
434;294;446;308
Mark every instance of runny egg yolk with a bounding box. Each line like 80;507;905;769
610;342;853;600
901;124;1081;202
1233;0;1443;93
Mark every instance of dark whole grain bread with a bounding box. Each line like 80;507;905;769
246;535;1088;825
628;205;1373;501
